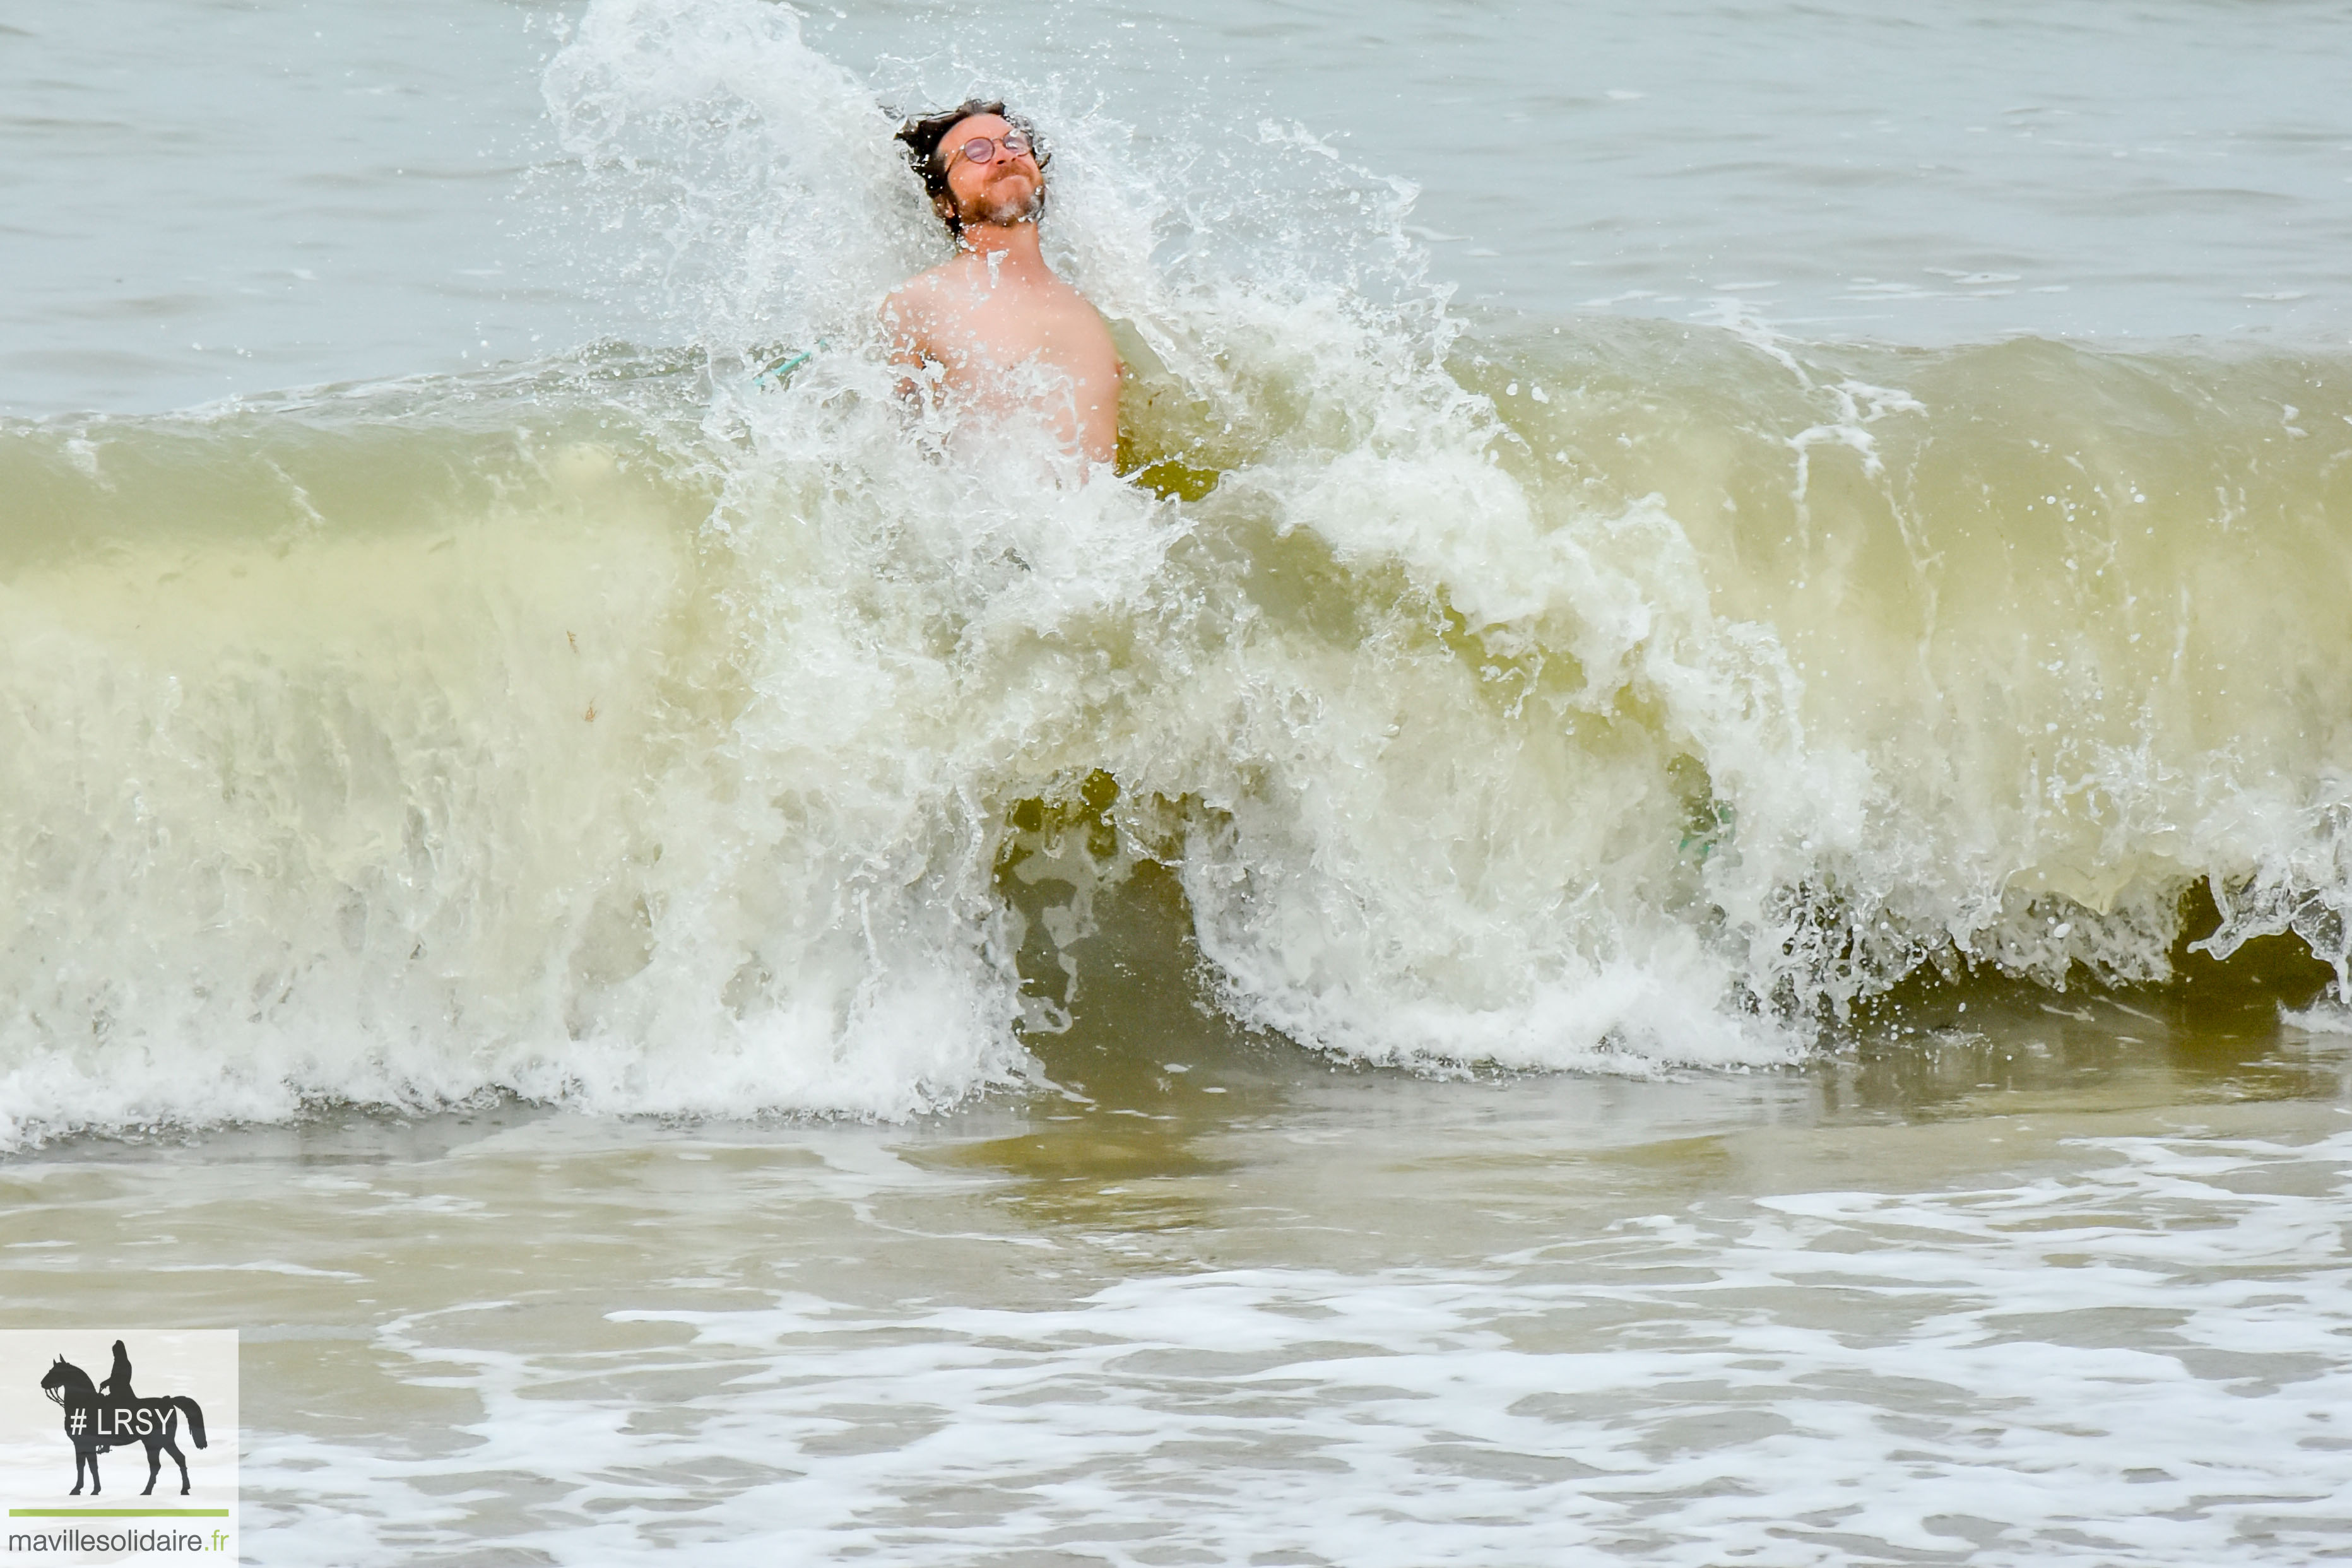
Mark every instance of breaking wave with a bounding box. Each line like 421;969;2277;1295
3;0;2349;1144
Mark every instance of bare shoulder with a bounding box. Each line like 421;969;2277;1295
880;267;954;372
880;266;946;329
1065;292;1121;365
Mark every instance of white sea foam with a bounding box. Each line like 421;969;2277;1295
232;1126;2352;1565
2283;999;2352;1036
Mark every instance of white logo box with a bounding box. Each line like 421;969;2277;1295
0;1331;238;1563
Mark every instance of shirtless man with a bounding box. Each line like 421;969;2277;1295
881;100;1120;468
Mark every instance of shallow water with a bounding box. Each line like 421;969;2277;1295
11;992;2352;1563
7;0;2352;1562
9;871;2352;1561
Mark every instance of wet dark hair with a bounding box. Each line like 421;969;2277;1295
891;97;1050;239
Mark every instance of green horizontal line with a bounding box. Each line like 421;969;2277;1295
9;1507;230;1517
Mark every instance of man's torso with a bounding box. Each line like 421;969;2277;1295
886;253;1120;465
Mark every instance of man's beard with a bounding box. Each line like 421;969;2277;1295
957;179;1044;230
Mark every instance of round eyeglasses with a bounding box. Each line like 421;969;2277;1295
947;132;1033;171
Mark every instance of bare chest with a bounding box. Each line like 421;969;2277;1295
922;284;1116;393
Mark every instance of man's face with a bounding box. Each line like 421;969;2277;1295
941;113;1043;230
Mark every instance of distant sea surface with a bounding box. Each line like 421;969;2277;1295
6;0;2349;414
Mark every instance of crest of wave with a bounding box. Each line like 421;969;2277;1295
536;0;2352;1083
532;0;1836;1081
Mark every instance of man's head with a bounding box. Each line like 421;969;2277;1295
894;98;1050;240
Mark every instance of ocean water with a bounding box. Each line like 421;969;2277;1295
5;0;2352;1560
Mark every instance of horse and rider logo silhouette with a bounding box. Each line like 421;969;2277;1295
36;1339;210;1496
